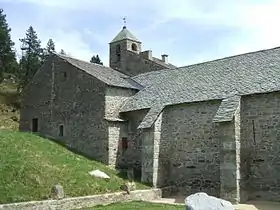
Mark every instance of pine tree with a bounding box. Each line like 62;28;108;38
46;38;55;54
18;26;43;90
60;49;66;55
0;8;18;82
90;54;103;65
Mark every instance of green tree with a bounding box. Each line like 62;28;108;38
18;26;43;90
59;49;66;55
90;54;103;65
46;38;55;54
0;8;18;82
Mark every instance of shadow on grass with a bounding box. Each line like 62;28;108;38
30;132;148;186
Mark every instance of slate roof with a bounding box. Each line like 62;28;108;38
110;26;140;44
56;53;142;90
212;95;241;123
121;46;280;113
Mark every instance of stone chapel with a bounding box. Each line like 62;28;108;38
20;25;280;204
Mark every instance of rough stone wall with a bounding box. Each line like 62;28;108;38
109;40;141;71
104;86;137;166
218;102;241;204
107;122;124;167
0;189;162;210
20;55;109;164
141;113;163;187
105;87;137;119
160;100;220;196
20;58;53;134
240;91;280;201
120;109;148;178
121;50;169;76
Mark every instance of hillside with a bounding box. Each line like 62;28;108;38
0;78;147;204
0;79;20;130
0;130;147;204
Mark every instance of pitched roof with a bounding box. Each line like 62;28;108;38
110;26;140;44
56;53;142;90
120;46;280;112
212;95;241;123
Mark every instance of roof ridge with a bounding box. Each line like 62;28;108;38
55;53;104;68
133;45;280;79
53;53;140;90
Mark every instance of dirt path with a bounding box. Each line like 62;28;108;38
150;197;280;210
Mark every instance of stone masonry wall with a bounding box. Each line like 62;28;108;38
20;58;53;134
109;40;141;72
107;121;129;167
218;104;241;204
20;55;109;164
141;113;163;187
240;91;280;201
120;109;148;178
160;100;221;197
105;86;137;167
105;87;137;119
0;189;162;210
122;50;169;76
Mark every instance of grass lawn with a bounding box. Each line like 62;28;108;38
0;130;148;204
80;201;184;210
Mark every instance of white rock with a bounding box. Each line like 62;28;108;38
185;192;235;210
50;184;64;199
88;169;110;179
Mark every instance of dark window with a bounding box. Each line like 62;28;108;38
117;53;121;62
32;118;38;132
116;44;121;54
59;125;64;136
131;43;137;51
121;137;128;154
64;72;67;78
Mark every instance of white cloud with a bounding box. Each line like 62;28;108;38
44;30;95;60
3;0;280;66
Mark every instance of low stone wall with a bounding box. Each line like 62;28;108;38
0;189;161;210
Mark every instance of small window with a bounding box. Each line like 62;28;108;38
116;44;121;54
121;137;128;154
131;43;137;51
117;53;121;62
63;72;67;80
59;125;64;136
32;118;38;132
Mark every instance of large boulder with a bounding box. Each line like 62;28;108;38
185;192;235;210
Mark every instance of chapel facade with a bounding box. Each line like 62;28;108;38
19;25;280;204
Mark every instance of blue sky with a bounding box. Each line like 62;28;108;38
1;0;280;67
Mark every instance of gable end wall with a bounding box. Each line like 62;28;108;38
20;55;109;164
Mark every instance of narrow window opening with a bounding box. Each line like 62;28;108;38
117;54;121;62
121;137;128;155
59;125;64;136
131;43;137;51
32;118;38;132
116;44;121;54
